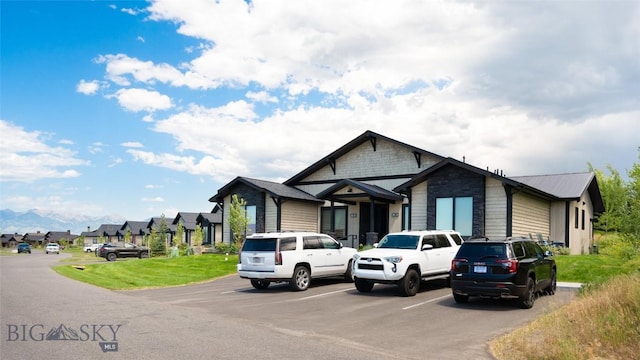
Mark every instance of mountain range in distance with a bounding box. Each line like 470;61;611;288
0;209;127;236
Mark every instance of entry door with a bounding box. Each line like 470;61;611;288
359;202;389;245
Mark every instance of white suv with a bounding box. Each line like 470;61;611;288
237;232;358;291
352;230;463;296
45;243;60;254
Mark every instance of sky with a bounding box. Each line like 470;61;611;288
1;0;639;223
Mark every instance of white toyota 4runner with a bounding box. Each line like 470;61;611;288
352;230;463;296
237;232;357;291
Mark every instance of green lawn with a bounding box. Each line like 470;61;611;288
53;254;238;290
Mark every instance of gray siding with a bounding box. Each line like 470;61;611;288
281;201;319;232
512;193;549;239
411;182;428;230
485;178;507;238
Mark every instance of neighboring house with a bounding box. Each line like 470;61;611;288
196;206;222;245
95;224;123;243
209;130;604;254
120;221;148;245
80;228;101;246
1;233;22;248
173;212;200;245
146;217;176;244
45;230;78;245
22;232;46;246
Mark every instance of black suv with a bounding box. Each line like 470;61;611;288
450;237;556;309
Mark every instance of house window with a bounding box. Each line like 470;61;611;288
436;197;473;237
574;207;579;229
321;207;347;239
581;209;585;230
402;204;409;230
245;205;256;235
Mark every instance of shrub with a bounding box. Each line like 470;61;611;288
214;242;239;254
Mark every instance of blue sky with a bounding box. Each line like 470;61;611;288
1;0;639;224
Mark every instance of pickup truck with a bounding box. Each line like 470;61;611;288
352;230;463;296
98;243;149;261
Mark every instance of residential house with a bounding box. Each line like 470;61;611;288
1;233;22;248
146;217;176;245
209;130;603;254
120;221;149;245
173;212;200;245
45;230;78;246
196;205;223;245
22;231;46;246
95;224;123;243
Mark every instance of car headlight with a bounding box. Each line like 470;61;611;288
383;256;403;264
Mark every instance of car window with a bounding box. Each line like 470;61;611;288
319;236;339;249
378;234;419;249
278;237;296;251
303;236;322;249
422;235;437;248
512;242;526;258
242;238;277;251
523;241;542;258
436;234;451;248
456;243;506;258
449;233;463;245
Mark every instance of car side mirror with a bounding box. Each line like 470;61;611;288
373;243;379;248
422;244;434;251
544;250;553;257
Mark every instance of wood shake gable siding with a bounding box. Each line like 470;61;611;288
264;194;278;232
410;181;428;230
484;177;507;238
512;192;549;238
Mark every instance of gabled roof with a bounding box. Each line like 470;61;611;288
511;172;604;213
317;179;404;203
22;232;46;241
45;231;78;241
284;130;445;185
147;217;176;232
1;233;23;243
209;177;323;204
95;224;122;236
121;221;149;235
394;157;559;200
197;212;222;224
173;212;200;230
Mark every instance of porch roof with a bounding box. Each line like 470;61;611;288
316;179;404;204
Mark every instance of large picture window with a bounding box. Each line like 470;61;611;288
436;197;472;237
245;205;256;235
321;207;347;239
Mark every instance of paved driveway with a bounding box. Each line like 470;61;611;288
1;252;577;359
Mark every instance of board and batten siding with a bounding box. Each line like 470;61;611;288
512;192;550;238
281;201;319;232
264;194;278;232
222;195;231;244
410;181;428;230
484;178;507;238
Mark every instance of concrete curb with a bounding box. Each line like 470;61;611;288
558;282;582;288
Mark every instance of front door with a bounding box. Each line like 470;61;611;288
359;202;389;246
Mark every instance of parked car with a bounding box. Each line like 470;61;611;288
83;243;101;253
450;236;556;309
98;243;149;261
17;243;31;254
352;230;463;297
45;243;60;254
237;231;357;291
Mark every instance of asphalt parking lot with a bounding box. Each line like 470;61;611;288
1;252;577;360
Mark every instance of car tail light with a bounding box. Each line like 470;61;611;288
451;258;467;271
496;259;518;273
275;249;282;265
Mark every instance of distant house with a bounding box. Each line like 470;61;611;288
146;217;176;244
120;221;148;245
197;206;222;245
80;228;101;246
22;232;46;246
95;224;123;243
1;233;23;248
45;230;78;245
209;130;604;254
173;212;200;245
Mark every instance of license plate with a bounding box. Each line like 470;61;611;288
252;257;263;264
474;265;487;273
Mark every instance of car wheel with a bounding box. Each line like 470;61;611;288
290;266;310;291
453;293;469;303
46;251;49;254
344;260;354;282
139;251;149;259
545;270;557;295
519;277;536;309
107;253;117;262
354;277;374;292
250;279;270;290
399;269;420;297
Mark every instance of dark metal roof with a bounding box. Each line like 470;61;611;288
209;177;323;204
511;172;604;213
197;212;222;224
317;179;404;203
121;221;149;235
284;130;445;185
173;212;200;230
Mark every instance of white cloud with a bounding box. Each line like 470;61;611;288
112;88;173;112
141;197;164;202
246;91;278;104
121;141;144;148
0;120;89;182
76;79;101;95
